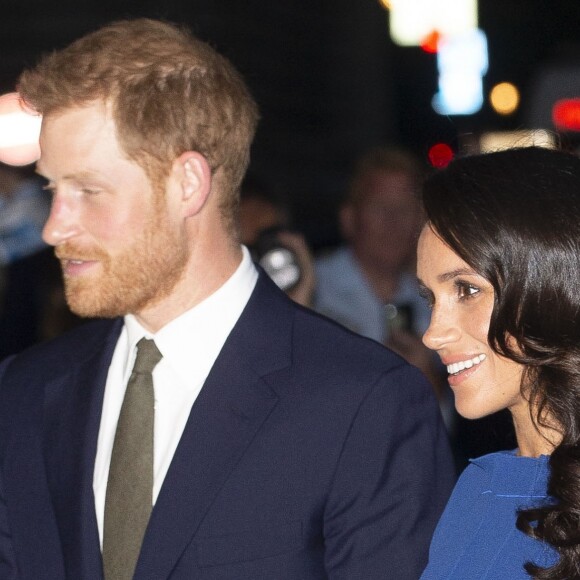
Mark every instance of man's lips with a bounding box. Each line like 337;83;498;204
55;245;106;270
59;258;100;276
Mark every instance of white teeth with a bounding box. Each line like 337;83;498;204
447;354;486;375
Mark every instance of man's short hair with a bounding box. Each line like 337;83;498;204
18;18;260;233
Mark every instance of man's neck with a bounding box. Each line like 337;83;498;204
134;243;244;333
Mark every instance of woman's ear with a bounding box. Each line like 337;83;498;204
173;151;212;217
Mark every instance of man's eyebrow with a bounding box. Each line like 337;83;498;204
33;168;101;182
437;268;479;283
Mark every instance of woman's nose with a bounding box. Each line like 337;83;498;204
422;307;461;352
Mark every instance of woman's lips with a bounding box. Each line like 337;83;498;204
443;354;487;387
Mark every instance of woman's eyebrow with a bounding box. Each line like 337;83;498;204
437;268;478;283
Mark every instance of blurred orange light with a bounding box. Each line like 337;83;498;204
428;143;454;168
489;82;519;115
552;99;580;132
421;30;440;53
0;92;41;166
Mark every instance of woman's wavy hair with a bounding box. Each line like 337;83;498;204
422;146;580;579
17;18;259;236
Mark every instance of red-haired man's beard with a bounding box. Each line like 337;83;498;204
55;213;188;319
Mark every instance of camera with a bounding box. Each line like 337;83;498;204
251;227;302;292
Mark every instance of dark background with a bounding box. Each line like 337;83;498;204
1;0;579;247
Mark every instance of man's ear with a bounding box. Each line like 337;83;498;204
173;151;212;217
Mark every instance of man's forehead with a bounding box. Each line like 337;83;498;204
356;170;418;204
40;104;115;149
36;104;136;181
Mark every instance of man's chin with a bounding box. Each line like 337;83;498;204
65;290;125;319
66;302;122;319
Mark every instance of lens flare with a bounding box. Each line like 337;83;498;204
0;92;42;166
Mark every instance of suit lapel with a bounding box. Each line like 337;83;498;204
135;274;294;579
43;320;122;580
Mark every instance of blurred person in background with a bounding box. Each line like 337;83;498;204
0;163;49;267
0;163;83;358
0;163;51;357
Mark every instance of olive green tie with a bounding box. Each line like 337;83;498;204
103;338;162;580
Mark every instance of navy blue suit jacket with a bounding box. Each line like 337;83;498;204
0;272;455;579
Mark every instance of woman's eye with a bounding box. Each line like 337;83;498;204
456;281;479;300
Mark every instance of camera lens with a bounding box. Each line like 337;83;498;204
252;227;302;292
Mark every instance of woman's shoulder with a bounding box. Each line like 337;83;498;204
453;450;510;488
447;450;550;507
420;450;554;579
465;449;550;493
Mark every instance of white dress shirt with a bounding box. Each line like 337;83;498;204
93;246;258;547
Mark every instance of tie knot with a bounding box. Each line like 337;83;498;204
132;338;163;374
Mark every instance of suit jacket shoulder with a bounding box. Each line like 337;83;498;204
0;318;121;383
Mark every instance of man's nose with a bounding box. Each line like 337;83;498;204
42;194;81;246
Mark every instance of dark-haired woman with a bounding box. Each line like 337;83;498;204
418;146;580;579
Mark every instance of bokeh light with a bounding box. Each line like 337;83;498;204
0;92;42;166
421;30;440;54
552;99;580;132
428;143;454;168
389;0;477;47
432;29;487;116
489;82;520;116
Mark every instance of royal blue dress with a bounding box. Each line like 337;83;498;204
421;451;558;579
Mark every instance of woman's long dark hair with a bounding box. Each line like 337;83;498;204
422;146;580;579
